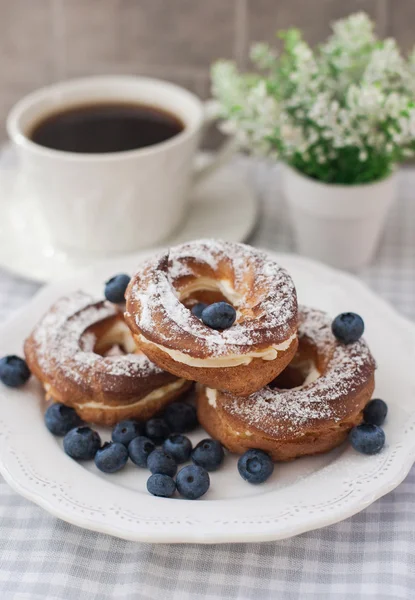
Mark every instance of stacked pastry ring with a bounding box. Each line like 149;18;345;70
197;306;376;461
125;240;299;396
23;239;377;465
24;292;190;426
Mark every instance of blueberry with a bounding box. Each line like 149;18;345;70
128;436;155;467
332;312;364;344
63;427;101;460
191;438;224;472
201;302;236;330
349;424;385;455
145;418;170;445
112;420;143;446
104;273;131;304
176;465;210;499
147;449;177;477
147;473;176;498
44;403;81;436
0;355;31;387
94;441;128;473
363;399;388;426
163;434;192;464
163;402;198;433
191;303;207;319
237;449;274;484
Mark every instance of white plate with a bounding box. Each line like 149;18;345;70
0;251;414;544
0;157;257;282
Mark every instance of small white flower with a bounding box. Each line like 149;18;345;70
250;43;278;69
211;12;415;177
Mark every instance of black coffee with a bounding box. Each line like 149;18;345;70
29;102;184;153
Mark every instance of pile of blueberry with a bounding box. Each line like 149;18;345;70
45;400;218;499
0;307;388;499
44;397;278;497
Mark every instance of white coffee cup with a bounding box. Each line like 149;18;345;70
7;76;234;256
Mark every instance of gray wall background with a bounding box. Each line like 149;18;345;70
0;0;413;140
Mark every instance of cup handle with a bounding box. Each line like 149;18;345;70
193;99;236;185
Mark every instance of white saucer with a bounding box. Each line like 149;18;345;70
0;155;257;282
0;251;414;543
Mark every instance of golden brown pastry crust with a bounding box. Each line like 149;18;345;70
125;240;298;395
197;307;376;461
42;381;190;427
136;335;298;397
24;292;190;426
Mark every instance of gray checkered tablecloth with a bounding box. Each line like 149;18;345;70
0;159;415;600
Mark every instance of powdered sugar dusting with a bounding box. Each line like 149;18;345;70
127;240;298;357
221;306;376;437
30;291;164;389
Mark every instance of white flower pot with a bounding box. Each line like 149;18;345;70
281;163;397;270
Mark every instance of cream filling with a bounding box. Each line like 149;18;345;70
139;333;297;368
234;429;256;438
285;361;321;391
94;320;136;354
301;365;321;387
206;387;217;408
179;277;243;307
70;379;187;410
